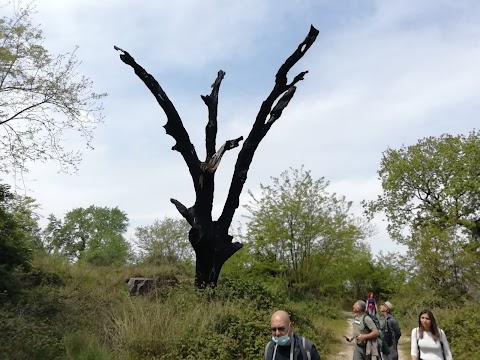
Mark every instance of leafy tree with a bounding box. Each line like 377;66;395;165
43;205;131;266
244;167;372;293
0;183;31;292
6;193;43;250
135;216;194;264
364;131;480;298
0;0;105;175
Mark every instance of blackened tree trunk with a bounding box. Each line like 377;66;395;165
115;25;319;288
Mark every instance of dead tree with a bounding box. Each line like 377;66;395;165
115;25;319;288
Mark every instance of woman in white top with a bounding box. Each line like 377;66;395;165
411;309;453;360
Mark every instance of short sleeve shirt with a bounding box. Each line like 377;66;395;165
353;314;375;346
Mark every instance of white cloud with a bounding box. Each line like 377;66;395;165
5;0;480;256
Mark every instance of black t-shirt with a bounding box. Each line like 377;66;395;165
273;344;291;360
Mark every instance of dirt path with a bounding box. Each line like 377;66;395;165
333;312;409;360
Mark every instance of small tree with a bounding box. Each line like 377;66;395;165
116;26;319;287
135;217;193;264
0;0;105;175
244;167;371;293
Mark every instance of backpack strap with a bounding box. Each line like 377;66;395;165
266;336;314;360
362;314;373;332
301;336;312;360
264;340;273;360
439;329;446;360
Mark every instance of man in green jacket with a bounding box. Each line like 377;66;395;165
346;300;380;360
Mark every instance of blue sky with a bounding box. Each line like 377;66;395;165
5;0;480;254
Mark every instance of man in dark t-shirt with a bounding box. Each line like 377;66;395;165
264;310;321;360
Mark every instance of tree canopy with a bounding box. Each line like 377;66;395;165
244;167;372;294
43;205;131;266
0;0;105;175
365;131;480;298
0;183;32;292
135;216;193;264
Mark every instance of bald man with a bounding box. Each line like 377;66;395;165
264;310;321;360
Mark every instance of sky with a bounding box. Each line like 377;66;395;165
4;0;480;255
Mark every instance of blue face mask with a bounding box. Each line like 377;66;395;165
272;334;291;346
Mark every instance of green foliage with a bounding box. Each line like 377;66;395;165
135;216;193;264
64;332;117;360
0;183;32;293
439;302;480;360
211;276;279;309
0;0;106;175
365;131;480;298
0;284;67;359
43;205;131;266
244;166;372;295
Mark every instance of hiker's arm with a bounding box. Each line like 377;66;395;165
310;345;321;360
357;327;378;341
440;330;453;360
392;319;401;340
411;328;418;360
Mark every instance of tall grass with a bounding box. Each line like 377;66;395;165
2;255;343;359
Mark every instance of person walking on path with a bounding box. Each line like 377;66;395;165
379;301;401;360
410;309;453;360
345;300;380;360
367;292;378;317
265;310;321;360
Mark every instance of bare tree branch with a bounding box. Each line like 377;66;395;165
114;46;202;187
201;70;225;159
202;136;243;173
170;198;195;226
218;25;319;228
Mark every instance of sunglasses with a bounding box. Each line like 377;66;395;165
270;326;287;332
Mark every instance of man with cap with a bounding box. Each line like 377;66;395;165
379;301;401;360
265;310;321;360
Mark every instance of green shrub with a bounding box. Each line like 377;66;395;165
210;276;279;310
0;305;64;359
437;302;480;360
64;332;116;360
1;256;344;359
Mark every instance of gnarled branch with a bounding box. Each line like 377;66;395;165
114;46;201;189
202;136;243;173
218;25;319;228
170;198;195;226
202;70;225;159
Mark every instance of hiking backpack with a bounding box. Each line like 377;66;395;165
381;317;394;347
362;314;390;355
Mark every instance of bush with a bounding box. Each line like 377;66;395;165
209;276;279;309
1;256;342;360
437;302;480;360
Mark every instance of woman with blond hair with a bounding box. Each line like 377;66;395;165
411;309;453;360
